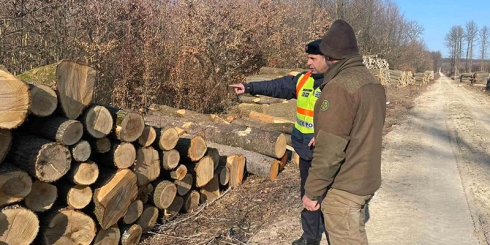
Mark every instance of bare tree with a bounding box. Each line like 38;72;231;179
464;21;478;72
480;26;489;71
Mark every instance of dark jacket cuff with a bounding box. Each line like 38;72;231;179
244;83;253;94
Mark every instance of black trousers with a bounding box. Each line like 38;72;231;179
299;157;327;242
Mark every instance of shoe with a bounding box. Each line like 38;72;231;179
292;237;320;245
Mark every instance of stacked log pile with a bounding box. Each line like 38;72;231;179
388;70;415;87
363;55;390;85
414;71;434;85
473;72;489;84
1;62;290;245
460;73;474;83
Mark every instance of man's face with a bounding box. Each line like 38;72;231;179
306;54;328;74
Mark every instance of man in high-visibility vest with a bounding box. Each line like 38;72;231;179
230;39;328;245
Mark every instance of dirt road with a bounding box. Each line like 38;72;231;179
368;75;490;244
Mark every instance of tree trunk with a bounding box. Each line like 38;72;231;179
93;224;120;245
55;60;96;119
100;141;136;169
137;204;159;233
29;116;83;146
164;196;183;219
200;174;220;203
122;199;143;225
0;205;39;245
168;164;188;180
70;140;91;162
231;118;294;134
10;132;71;182
59;184;93;210
28;83;58;117
133;146;160;186
108;107;145;142
152;180;177;209
42;209;96;245
24;180;57;212
155;127;179;151
174;173;193;196
138;125;156;147
93;169;138;229
181;190;200;213
175;135;208;162
0;129;12;164
67;160;99;185
90;137;111;153
161;149;181;170
82;104;113;139
137;183;153;204
239;96;286;104
0;69;30;129
120;224;142;245
0;163;32;207
191;155;215;187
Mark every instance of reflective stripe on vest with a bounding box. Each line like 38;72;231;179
295;72;321;134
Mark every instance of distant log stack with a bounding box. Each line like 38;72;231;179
473;72;489;84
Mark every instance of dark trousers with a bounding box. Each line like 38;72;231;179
299;158;328;242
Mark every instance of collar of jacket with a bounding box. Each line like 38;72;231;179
321;54;364;89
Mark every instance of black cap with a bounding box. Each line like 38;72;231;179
305;39;323;55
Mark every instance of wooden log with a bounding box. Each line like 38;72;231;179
238;103;269;115
227;154;246;187
29;116;83;146
55;60;96;119
93;224;120;245
0;205;39;245
248;110;295;124
70;139;91;162
138;125;156;147
90;137;111;153
0;163;32;207
161;149;181;170
67;160;99;185
181;190;200;213
42;208;96;245
168;164;188;180
108;107;145;142
148;103;216;122
82;104;113;139
100;141;136;169
206;147;220;170
24;180;57;212
120;224;142;245
122;199;143;225
152;180;177;209
137;204;159;233
175;135;207;162
0;69;30;129
59;184;92;209
10;132;71;182
231;118;294;134
200;174;220;203
137;183;154;204
292;150;300;165
28;83;58;117
93;169;138;229
133;146;160;186
191;155;215;187
216;164;229;186
239;96;286;104
164;196;183;219
0;129;12;164
155;127;180;151
174;173;193;196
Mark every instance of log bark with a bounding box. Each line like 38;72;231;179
206;147;220;170
120;224;142;245
0;163;32;207
0;129;12;164
55;60;96;119
200;174;220;203
175;135;207;162
108;107;145;142
93;169;138;229
93;224;120;245
82;104;113;139
168;164;187;180
216;164;229;186
231;118;294;134
10;132;71;182
133;146;160;186
0;205;39;245
28;83;57;117
181;190;200;213
70;140;91;162
152;180;177;209
137;204;159;233
164;196;183;219
122;199;143;225
248;110;295;124
100;141;136;169
174;173;193;196
138;125;156;147
29;116;83;146
90;137;111;153
67;160;99;185
155;127;179;151
24;180;57;212
42;209;96;245
137;183;153;204
0;69;30;129
59;184;92;209
161;149;181;170
192;155;215;187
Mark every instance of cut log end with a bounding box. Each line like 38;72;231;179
117;112;145;142
43;209;96;245
93;225;120;245
29;83;58;117
153;180;177;209
0;70;30;129
71;140;91;162
113;142;136;169
182;190;200;213
36;143;72;182
169;164;188;180
162;149;180;170
134;147;160;186
66;185;93;209
158;127;179;150
194;156;215;187
0;206;39;245
138;125;157;147
61;120;84;146
274;133;287;158
93;137;111;153
164;196;183;219
0;163;33;207
175;173;193;196
137;205;159;233
121;224;142;245
71;161;99;185
84;105;113;138
123;199;144;224
24;181;57;212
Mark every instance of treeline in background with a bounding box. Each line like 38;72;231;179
1;0;436;113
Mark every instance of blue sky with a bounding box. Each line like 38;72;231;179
392;0;490;58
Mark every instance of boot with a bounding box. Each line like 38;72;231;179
292;237;320;245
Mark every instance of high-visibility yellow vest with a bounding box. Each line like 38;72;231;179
295;72;321;134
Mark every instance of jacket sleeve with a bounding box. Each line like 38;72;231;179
248;75;299;99
304;83;357;200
